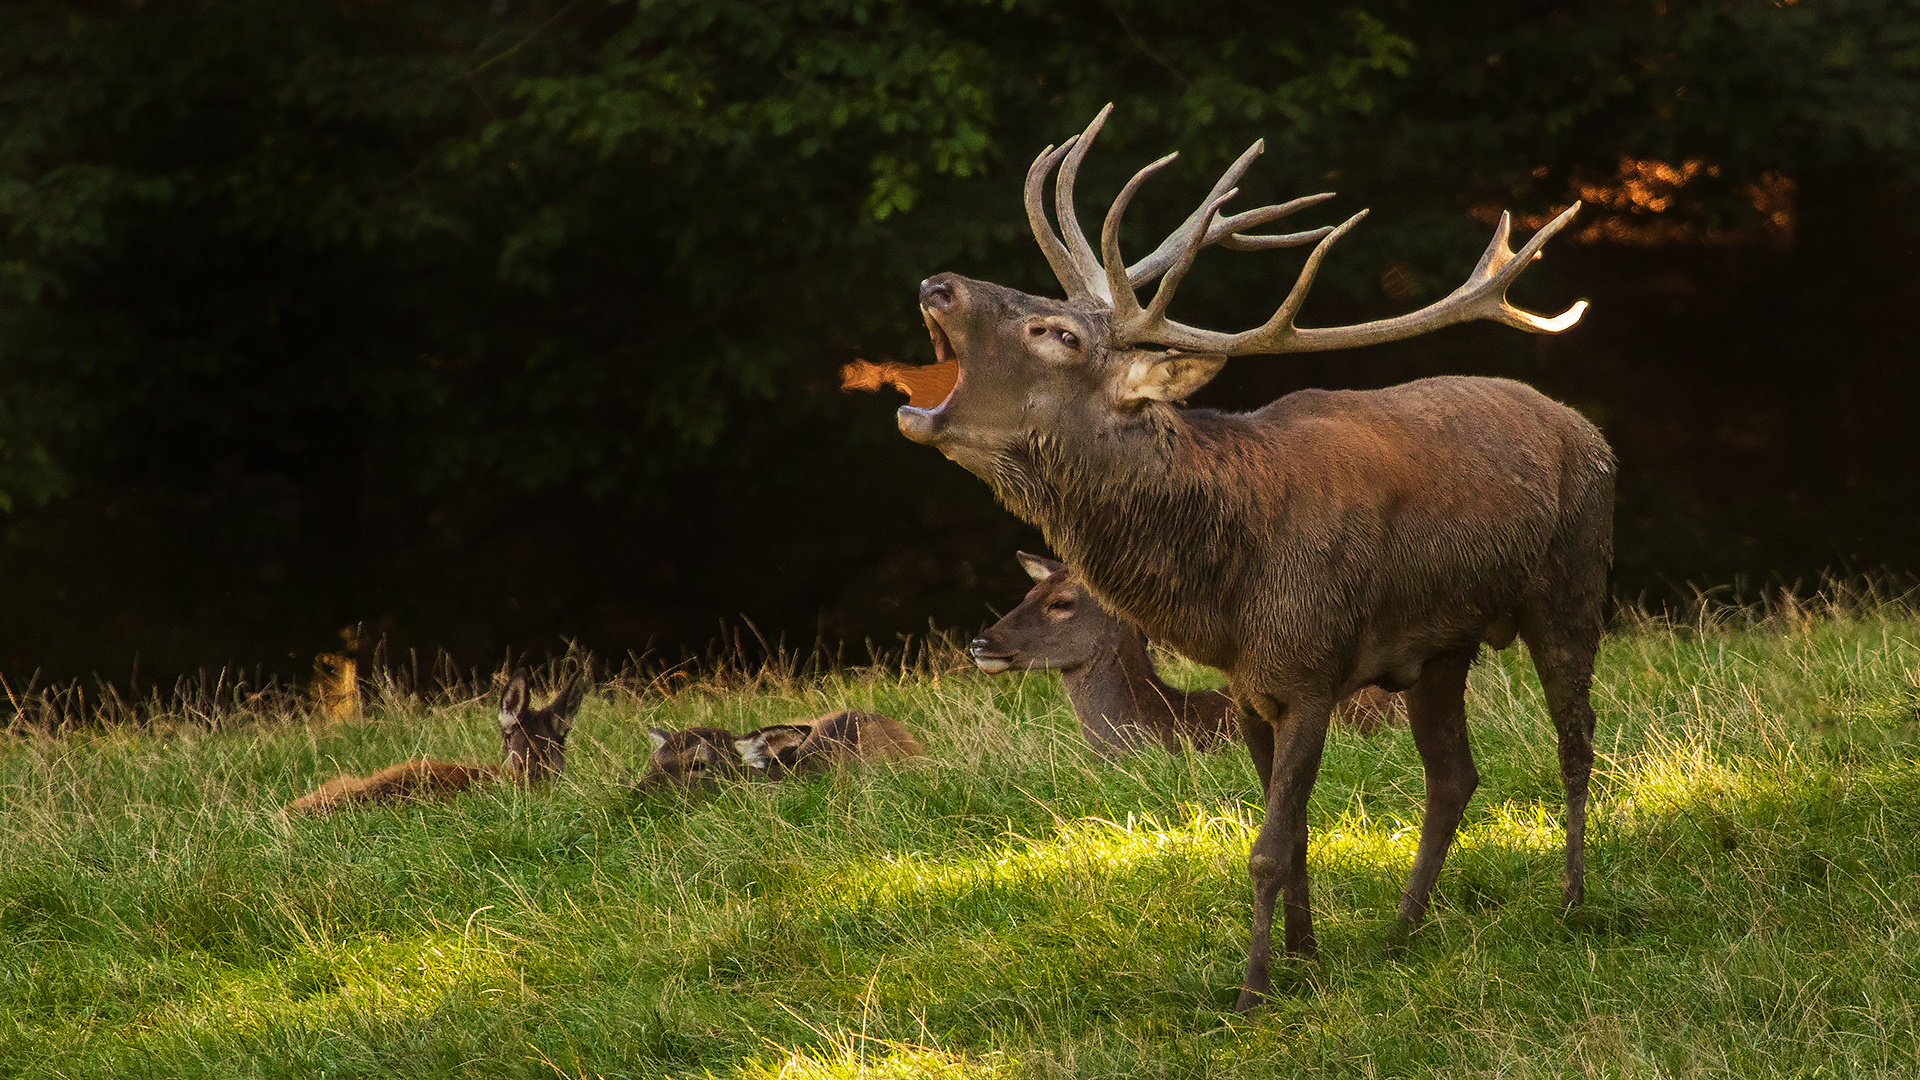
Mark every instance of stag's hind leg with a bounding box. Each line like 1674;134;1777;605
1521;467;1611;912
1394;645;1480;933
1518;602;1602;913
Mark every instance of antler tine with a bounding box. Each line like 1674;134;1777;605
1025;139;1100;302
1123;147;1341;286
1055;104;1116;304
1213;194;1340;251
1240;210;1370;345
1463;203;1588;332
1099;152;1181;325
1122;139;1260;287
1157;201;1587;355
1139;188;1240;331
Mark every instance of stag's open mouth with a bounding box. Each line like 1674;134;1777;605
897;309;962;444
920;310;960;411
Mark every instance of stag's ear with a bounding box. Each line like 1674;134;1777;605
1016;551;1065;582
500;674;529;729
648;729;670;752
1116;351;1228;404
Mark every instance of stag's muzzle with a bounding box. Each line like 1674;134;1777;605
897;404;947;444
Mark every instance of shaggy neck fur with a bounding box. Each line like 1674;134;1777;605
997;402;1255;671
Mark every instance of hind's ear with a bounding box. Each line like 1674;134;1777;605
1016;551;1064;582
544;676;586;737
552;665;590;719
648;729;670;752
734;733;774;769
755;724;813;762
500;673;529;729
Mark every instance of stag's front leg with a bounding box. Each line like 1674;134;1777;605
1393;646;1480;938
1236;688;1331;1013
1234;686;1275;796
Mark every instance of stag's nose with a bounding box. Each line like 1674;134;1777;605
920;277;955;310
968;638;989;658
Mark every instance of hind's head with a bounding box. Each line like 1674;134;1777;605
499;670;587;785
632;726;761;790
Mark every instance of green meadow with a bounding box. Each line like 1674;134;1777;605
4;600;1920;1078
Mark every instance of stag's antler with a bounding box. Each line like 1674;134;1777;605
1027;106;1587;354
1025;105;1339;306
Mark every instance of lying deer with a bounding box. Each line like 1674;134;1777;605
633;710;924;789
971;552;1399;754
890;106;1612;1010
286;672;586;812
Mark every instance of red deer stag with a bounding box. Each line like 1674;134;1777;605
634;710;924;790
972;552;1398;754
892;106;1612;1011
287;671;586;812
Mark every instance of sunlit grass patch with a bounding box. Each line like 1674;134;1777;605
730;1033;1006;1080
160;932;526;1030
830;810;1249;913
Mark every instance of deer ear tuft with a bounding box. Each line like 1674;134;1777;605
755;724;814;764
1016;551;1065;582
500;673;529;719
734;733;774;769
551;672;589;720
1117;352;1227;404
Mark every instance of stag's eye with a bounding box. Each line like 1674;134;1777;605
1045;599;1075;616
1056;329;1080;348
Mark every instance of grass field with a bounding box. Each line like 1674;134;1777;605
4;599;1920;1078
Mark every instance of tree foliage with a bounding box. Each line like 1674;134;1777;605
3;0;1920;677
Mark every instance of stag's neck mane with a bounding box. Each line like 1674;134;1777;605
996;403;1256;669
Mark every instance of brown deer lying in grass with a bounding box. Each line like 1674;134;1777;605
286;672;587;812
891;107;1611;1010
633;710;924;790
971;552;1400;754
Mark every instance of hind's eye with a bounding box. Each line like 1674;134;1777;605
1056;329;1080;348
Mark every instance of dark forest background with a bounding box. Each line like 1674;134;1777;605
3;0;1918;688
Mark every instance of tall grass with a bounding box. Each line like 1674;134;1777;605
3;595;1919;1077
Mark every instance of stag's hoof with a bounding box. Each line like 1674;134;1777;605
1232;987;1267;1014
1383;917;1418;959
